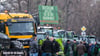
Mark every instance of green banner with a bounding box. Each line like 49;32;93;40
38;5;59;24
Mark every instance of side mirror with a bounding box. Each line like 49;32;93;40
0;22;5;33
34;16;40;26
6;22;12;26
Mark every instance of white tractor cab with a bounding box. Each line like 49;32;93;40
53;30;76;42
37;26;53;37
97;38;100;45
53;30;66;38
53;30;66;41
37;32;47;40
65;31;75;41
79;35;96;44
87;35;96;44
73;35;80;42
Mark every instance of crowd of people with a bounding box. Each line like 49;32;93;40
29;34;100;56
29;35;60;56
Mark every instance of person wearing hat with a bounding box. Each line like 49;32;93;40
64;40;71;56
83;41;89;56
29;34;38;56
72;39;78;56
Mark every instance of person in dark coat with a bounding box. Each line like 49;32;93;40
88;43;95;56
41;37;52;56
50;37;60;56
83;41;89;56
94;42;99;56
64;40;71;56
72;39;78;56
29;34;38;56
76;41;86;56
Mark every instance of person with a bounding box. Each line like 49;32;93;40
88;43;95;56
38;39;43;56
50;37;60;56
41;37;52;56
29;34;38;56
64;40;71;56
94;42;99;56
72;39;78;56
76;41;86;56
98;47;100;56
83;41;89;56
